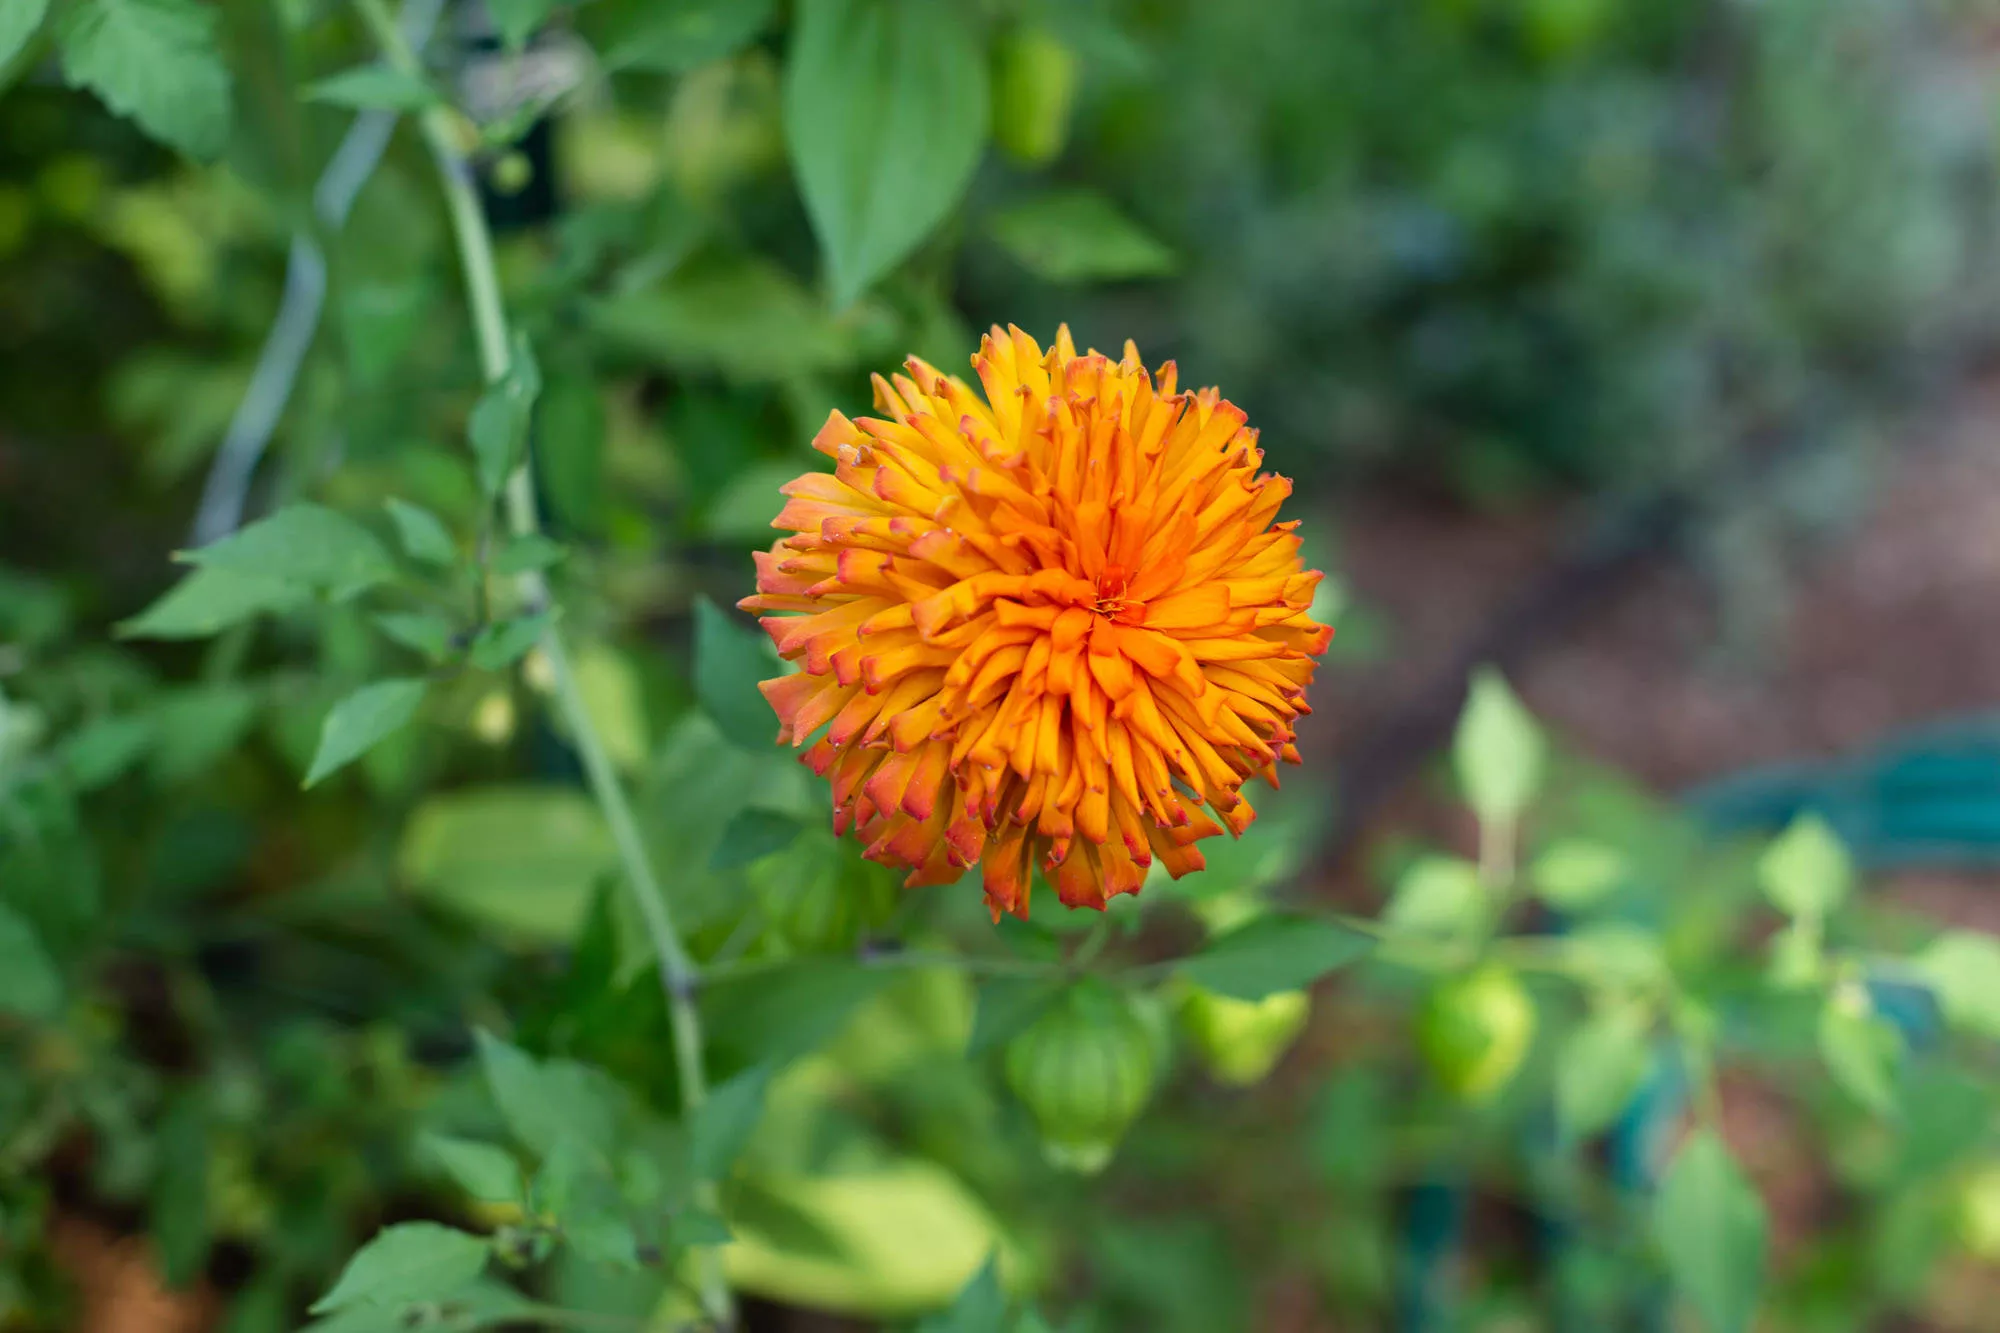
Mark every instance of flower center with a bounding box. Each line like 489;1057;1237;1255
1093;563;1132;618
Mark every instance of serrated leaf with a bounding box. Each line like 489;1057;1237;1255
1529;839;1626;911
118;566;310;640
183;503;395;600
384;498;458;567
1818;987;1900;1115
1453;667;1544;829
492;533;566;576
0;902;61;1019
1757;813;1851;922
784;0;989;306
310;1222;490;1315
989;190;1176;284
304;679;427;788
57;0;232;159
600;0;775;72
691;1063;773;1182
709;808;805;871
0;0;49;68
374;610;458;663
1655;1131;1766;1333
1554;1005;1651;1141
1176;913;1372;1001
307;63;439;111
470;612;549;672
1915;930;2000;1038
694;596;782;750
422;1134;524;1204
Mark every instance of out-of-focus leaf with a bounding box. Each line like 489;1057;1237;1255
599;0;776;72
469;336;542;498
1818;986;1900;1115
1654;1130;1766;1333
385;498;458;567
571;643;648;772
487;0;557;51
493;534;566;576
710;808;805;871
57;0;232;159
0;0;49;68
422;1134;525;1204
694;596;783;750
1529;838;1626;911
183;503;395;600
1757;813;1851;921
990;23;1078;166
399;787;614;943
1453;667;1544;829
989;190;1176;284
306;64;438;111
149;1094;209;1287
535;371;606;534
0;903;61;1019
310;1222;490;1315
149;683;258;784
1554;1004;1651;1141
691;1063;774;1182
915;1256;1007;1333
469;613;550;672
59;715;154;790
1383;855;1484;940
375;610;458;663
474;1030;622;1161
784;0;989;306
1176;914;1371;1001
704;958;888;1066
1916;929;2000;1038
589;256;857;381
305;679;427;788
969;977;1062;1055
118;566;310;640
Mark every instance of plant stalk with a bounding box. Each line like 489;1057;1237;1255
354;2;733;1324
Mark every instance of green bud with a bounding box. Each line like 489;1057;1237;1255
1417;964;1535;1102
491;151;534;196
1005;979;1158;1173
991;24;1081;167
1179;985;1310;1087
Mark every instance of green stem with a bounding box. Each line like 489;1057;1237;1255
354;3;732;1325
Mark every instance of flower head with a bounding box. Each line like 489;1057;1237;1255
740;326;1332;919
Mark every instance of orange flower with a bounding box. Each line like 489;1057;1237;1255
739;326;1332;919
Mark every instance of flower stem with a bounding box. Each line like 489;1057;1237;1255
353;2;732;1324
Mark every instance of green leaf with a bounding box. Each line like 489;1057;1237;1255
784;0;989;306
1818;986;1900;1115
487;0;557;50
916;1256;1008;1333
1654;1130;1766;1333
710;808;805;871
534;371;606;534
59;714;155;791
1554;1005;1651;1142
148;683;258;784
600;0;776;71
421;1134;525;1204
1757;814;1851;922
304;679;428;789
1382;855;1485;941
118;566;309;640
399;786;614;943
183;503;395;600
1528;839;1626;911
690;1063;773;1182
57;0;232;158
306;63;439;111
1176;913;1372;1001
0;902;61;1020
969;977;1063;1055
309;1222;491;1315
470;612;550;672
588;255;856;383
1453;667;1544;829
492;534;566;576
0;0;49;68
1915;930;2000;1038
468;336;542;498
989;190;1177;284
703;958;888;1066
472;1031;621;1161
149;1094;209;1287
694;596;783;750
384;498;458;567
374;609;458;663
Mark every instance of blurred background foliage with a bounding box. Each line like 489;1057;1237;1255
2;0;1999;1330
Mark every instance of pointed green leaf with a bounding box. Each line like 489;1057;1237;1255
784;0;989;305
468;336;542;498
1453;667;1544;828
1655;1130;1767;1333
1529;839;1626;911
599;0;775;72
1758;814;1851;922
709;808;805;871
694;596;782;750
421;1134;525;1204
304;679;428;788
309;1222;490;1315
916;1256;1008;1333
1916;929;2000;1038
492;533;566;576
0;0;49;68
57;0;232;159
1176;913;1372;1001
183;503;395;599
1554;1004;1651;1141
486;0;557;51
989;190;1177;284
1383;855;1485;941
469;612;549;672
307;63;439;111
1818;986;1900;1115
374;610;458;663
118;566;309;640
384;498;458;566
690;1062;773;1182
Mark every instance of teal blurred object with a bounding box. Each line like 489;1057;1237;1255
1687;711;2000;868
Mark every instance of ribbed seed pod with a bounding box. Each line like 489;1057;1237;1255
1004;979;1159;1173
1178;985;1311;1087
1417;964;1536;1102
